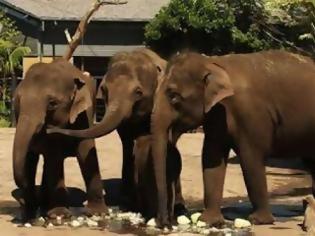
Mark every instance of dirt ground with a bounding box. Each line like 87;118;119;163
0;128;311;235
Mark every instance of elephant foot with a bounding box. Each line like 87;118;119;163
156;214;172;229
120;195;137;212
199;210;225;227
174;203;188;216
21;205;38;223
248;210;275;225
83;201;108;216
47;207;72;219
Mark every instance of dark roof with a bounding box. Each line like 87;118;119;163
1;0;170;22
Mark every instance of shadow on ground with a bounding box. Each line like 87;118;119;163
4;178;123;218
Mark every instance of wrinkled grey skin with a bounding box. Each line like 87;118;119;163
48;49;186;213
13;59;106;221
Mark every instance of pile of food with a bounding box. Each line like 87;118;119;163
17;207;253;235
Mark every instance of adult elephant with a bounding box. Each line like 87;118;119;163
48;48;186;213
151;50;315;227
13;59;106;221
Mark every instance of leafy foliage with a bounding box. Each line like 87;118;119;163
144;0;315;58
0;11;20;42
0;11;31;126
265;0;314;54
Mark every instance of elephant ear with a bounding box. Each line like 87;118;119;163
203;63;234;113
69;77;93;124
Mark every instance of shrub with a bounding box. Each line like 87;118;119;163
144;0;314;58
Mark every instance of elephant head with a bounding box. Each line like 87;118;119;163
13;59;92;190
47;49;164;138
151;52;234;226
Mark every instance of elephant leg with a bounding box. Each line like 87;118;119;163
200;106;235;226
173;179;187;216
239;143;274;224
20;152;39;221
199;138;229;227
168;145;186;216
134;135;152;216
40;159;49;215
118;130;135;210
43;153;71;219
77;139;107;216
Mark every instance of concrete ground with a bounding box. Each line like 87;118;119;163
0;128;310;235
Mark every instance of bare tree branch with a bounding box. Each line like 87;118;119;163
63;0;127;61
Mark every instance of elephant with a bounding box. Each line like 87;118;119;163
47;48;186;213
133;135;182;219
13;59;107;222
151;50;315;227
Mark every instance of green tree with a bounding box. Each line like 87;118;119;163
265;0;314;56
144;0;273;57
0;11;30;126
144;0;314;58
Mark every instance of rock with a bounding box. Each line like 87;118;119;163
191;212;201;224
196;221;207;227
24;223;32;228
70;220;81;227
146;218;157;227
177;215;191;225
234;218;251;228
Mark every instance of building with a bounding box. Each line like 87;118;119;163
0;0;169;75
0;0;169;120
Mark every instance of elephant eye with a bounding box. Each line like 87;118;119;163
167;91;182;105
135;88;143;99
47;98;60;110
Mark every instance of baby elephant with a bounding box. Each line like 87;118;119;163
133;135;182;220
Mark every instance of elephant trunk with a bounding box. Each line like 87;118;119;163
151;90;177;223
49;100;126;138
13;113;44;189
